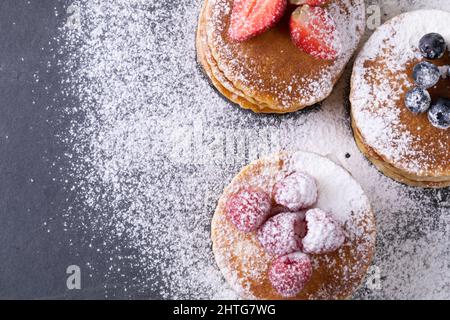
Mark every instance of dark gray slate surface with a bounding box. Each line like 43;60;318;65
0;0;109;299
0;0;449;300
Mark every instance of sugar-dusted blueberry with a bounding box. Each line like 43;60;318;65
419;33;447;60
428;98;450;130
404;87;431;114
413;61;441;89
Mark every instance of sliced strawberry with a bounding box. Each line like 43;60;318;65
228;0;287;42
289;0;330;5
290;5;341;60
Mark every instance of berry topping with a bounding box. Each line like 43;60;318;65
269;252;312;298
290;5;341;60
225;188;272;233
419;33;447;60
273;172;318;211
228;0;287;42
288;0;330;5
428;98;450;130
413;61;441;89
404;87;431;114
257;211;306;257
302;208;345;254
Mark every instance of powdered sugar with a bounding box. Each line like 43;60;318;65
207;0;366;110
257;211;305;257
290;4;343;61
226;187;272;232
413;62;440;89
213;151;375;299
273;171;318;211
351;9;450;174
438;65;449;79
269;252;312;298
228;0;287;42
302;208;345;254
56;0;450;299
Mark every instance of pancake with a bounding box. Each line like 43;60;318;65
197;0;366;113
350;10;450;188
212;151;376;299
196;1;269;112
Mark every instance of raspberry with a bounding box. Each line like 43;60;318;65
269;252;312;298
225;188;271;233
257;211;306;256
273;172;318;211
302;208;345;254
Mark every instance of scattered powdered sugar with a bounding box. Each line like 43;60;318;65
56;0;450;299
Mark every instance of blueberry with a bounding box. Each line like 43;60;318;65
405;87;431;114
413;61;440;88
419;33;447;60
428;98;450;129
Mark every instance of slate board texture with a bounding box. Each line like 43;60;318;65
0;0;112;299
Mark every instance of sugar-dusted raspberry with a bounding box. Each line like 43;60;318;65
225;187;272;233
269;252;312;298
290;5;341;61
302;208;345;254
273;172;318;211
257;211;306;256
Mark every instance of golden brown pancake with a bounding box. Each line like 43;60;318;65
196;1;268;112
350;10;450;188
212;151;376;299
197;0;366;113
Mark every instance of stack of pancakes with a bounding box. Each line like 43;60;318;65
351;10;450;188
197;0;366;113
212;151;376;299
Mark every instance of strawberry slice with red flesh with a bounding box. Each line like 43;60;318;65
228;0;287;42
290;5;341;60
269;252;312;297
289;0;330;5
